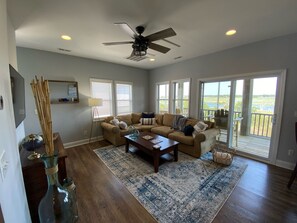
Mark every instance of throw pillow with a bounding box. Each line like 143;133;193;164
194;121;208;133
110;118;120;127
118;121;128;130
140;118;156;125
183;125;194;136
142;112;155;118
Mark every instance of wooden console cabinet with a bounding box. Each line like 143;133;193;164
20;133;67;223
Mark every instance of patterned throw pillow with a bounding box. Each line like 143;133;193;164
118;121;128;130
140;118;156;125
194;121;208;132
192;121;208;138
110;118;120;127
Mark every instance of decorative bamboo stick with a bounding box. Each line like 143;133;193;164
31;76;54;156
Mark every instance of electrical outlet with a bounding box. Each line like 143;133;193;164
34;109;38;115
83;130;88;136
288;149;294;156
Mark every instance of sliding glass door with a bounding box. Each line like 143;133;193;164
199;70;286;163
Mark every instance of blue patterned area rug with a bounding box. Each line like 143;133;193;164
94;145;247;223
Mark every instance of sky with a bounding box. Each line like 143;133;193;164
204;77;277;96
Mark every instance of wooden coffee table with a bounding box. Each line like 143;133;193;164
124;132;179;173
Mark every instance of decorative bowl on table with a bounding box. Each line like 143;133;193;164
21;134;43;160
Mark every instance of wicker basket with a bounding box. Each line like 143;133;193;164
211;143;236;165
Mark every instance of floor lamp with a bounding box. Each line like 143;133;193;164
88;98;103;144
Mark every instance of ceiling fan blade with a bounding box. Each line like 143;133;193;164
162;39;181;47
145;28;176;42
149;42;170;54
102;41;134;46
114;22;137;38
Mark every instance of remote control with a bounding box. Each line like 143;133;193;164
153;145;161;149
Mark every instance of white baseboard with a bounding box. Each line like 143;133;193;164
275;159;295;170
63;136;104;149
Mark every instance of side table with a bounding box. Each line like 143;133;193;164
20;133;67;223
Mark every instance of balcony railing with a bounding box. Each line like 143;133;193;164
202;109;273;138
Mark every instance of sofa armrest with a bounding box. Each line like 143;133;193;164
101;122;120;134
194;128;219;144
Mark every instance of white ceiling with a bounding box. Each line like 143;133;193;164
7;0;297;70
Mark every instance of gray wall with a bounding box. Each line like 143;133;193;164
149;33;297;164
17;47;149;143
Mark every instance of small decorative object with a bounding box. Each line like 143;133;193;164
128;125;139;139
31;76;76;223
211;143;236;166
21;134;43;160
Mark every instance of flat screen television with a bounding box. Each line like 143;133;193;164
9;64;26;127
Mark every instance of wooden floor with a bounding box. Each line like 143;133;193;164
66;140;297;223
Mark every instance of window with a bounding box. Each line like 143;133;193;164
115;82;133;115
90;79;133;118
172;79;190;116
156;82;169;114
90;79;113;118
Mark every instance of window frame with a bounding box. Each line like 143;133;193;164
156;81;170;114
171;78;191;117
114;81;133;115
90;78;114;119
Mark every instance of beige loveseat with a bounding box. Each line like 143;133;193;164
100;113;219;158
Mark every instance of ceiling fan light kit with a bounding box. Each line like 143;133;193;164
103;23;178;60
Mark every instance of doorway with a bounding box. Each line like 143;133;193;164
198;70;286;164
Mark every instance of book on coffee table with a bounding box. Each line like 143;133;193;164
150;139;162;144
142;135;153;140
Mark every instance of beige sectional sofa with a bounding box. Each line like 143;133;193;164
100;113;219;158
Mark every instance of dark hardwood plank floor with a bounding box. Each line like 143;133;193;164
66;140;297;223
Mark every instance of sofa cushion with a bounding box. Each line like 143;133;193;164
117;114;132;125
131;113;142;124
155;114;163;125
104;116;114;123
134;123;155;132
162;113;175;127
151;126;174;137
168;131;194;146
186;118;199;127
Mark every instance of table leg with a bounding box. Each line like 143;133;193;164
174;145;178;161
125;140;129;153
153;153;159;173
288;162;297;189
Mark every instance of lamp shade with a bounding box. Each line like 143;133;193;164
88;98;103;107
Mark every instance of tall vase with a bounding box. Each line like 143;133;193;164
38;153;76;223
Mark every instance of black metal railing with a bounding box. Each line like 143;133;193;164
202;109;273;137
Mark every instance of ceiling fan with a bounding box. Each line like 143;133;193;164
103;23;178;57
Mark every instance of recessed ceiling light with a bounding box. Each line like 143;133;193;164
149;58;155;62
61;35;72;40
225;29;237;36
